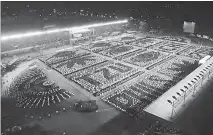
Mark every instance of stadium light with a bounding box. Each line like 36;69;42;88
1;31;43;41
1;19;128;41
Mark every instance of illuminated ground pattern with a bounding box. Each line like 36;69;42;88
156;36;190;43
82;41;120;53
122;49;169;67
3;31;213;135
39;48;90;65
7;33;212;119
102;72;172;112
51;53;107;75
151;56;197;78
131;38;163;48
66;61;139;95
37;34;211;114
9;67;74;109
150;41;190;53
179;45;213;59
98;45;140;58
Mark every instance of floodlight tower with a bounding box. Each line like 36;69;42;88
69;30;74;46
92;28;95;41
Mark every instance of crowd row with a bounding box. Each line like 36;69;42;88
101;73;172;113
123;49;169;68
152;56;197;78
15;88;73;108
39;49;90;65
51;54;107;75
69;62;138;95
142;121;185;135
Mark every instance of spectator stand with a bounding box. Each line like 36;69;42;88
144;56;213;121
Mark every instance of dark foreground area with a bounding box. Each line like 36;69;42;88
175;78;213;135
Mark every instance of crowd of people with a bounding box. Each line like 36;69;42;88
156;36;190;43
39;49;89;66
67;59;140;96
97;71;143;97
2;3;213;135
130;38;160;48
142;121;185;135
15;87;73;109
1;63;17;78
101;72;172;118
51;54;106;75
102;85;158;113
7;67;74;109
8;67;44;94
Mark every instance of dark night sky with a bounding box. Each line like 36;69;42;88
2;1;213;17
1;1;213;34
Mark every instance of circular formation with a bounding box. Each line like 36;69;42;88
8;67;74;109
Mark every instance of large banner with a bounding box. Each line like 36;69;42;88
183;21;196;34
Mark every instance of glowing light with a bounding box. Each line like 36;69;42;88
1;31;43;40
1;19;128;41
45;29;61;34
71;28;91;34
